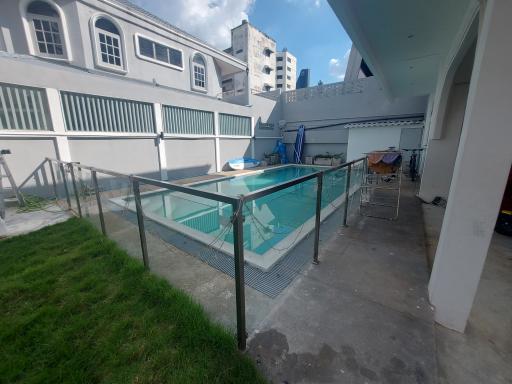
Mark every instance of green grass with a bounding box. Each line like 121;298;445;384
0;218;265;384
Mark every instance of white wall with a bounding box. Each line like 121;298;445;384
165;138;216;179
1;138;58;186
68;138;160;177
281;77;428;161
219;139;251;170
346;126;402;160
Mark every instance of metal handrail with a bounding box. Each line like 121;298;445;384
46;158;238;205
132;175;238;205
45;156;365;351
242;157;366;202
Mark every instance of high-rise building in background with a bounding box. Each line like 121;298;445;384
275;49;296;91
296;69;311;89
223;21;297;95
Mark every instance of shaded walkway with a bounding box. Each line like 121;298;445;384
248;182;437;383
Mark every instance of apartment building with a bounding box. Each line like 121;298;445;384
275;49;296;91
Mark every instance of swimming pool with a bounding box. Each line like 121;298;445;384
112;165;361;271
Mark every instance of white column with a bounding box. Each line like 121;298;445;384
428;0;512;332
153;103;168;180
46;88;71;162
214;111;221;172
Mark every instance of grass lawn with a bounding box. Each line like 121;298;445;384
0;218;265;384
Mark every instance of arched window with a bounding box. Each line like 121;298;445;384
191;53;207;92
92;16;125;71
26;0;66;58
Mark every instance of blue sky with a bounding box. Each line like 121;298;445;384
131;0;352;85
249;0;352;84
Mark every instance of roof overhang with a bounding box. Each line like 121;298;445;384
214;57;247;77
327;0;479;97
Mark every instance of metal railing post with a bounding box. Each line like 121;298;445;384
313;173;323;265
132;179;150;269
92;170;107;236
59;163;72;209
68;163;82;217
47;160;59;200
343;163;352;227
232;199;246;350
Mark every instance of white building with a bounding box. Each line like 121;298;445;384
223;20;277;95
275;49;296;91
0;0;284;183
0;0;247;98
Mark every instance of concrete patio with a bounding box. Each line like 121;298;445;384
247;181;437;383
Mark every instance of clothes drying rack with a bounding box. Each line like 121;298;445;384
359;150;402;220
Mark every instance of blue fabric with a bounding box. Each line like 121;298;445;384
382;153;401;165
274;139;288;164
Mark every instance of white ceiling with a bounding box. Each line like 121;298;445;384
328;0;478;97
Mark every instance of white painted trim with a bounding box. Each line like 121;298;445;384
190;51;208;93
214;138;221;172
213;111;221;172
134;32;184;71
19;0;73;61
165;134;216;139
153;103;168;180
0;27;14;53
0;130;255;140
0;130;157;139
217;135;252;139
45;88;71;161
89;14;128;74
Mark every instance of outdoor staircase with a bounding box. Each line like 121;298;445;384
0;154;24;219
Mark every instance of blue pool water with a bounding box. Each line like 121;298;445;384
137;165;362;260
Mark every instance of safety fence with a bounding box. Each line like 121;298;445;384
39;157;365;350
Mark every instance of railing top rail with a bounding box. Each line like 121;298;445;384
46;157;239;205
46;158;129;179
242;157;365;202
132;175;239;205
46;157;365;207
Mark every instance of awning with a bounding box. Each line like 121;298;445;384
344;119;424;129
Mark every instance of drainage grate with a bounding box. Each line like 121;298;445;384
110;198;346;298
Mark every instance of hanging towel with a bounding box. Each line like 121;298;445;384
368;152;385;164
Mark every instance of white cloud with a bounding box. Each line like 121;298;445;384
130;0;254;48
328;48;351;81
286;0;322;8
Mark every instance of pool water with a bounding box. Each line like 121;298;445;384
136;165;362;268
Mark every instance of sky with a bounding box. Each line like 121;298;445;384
130;0;353;85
